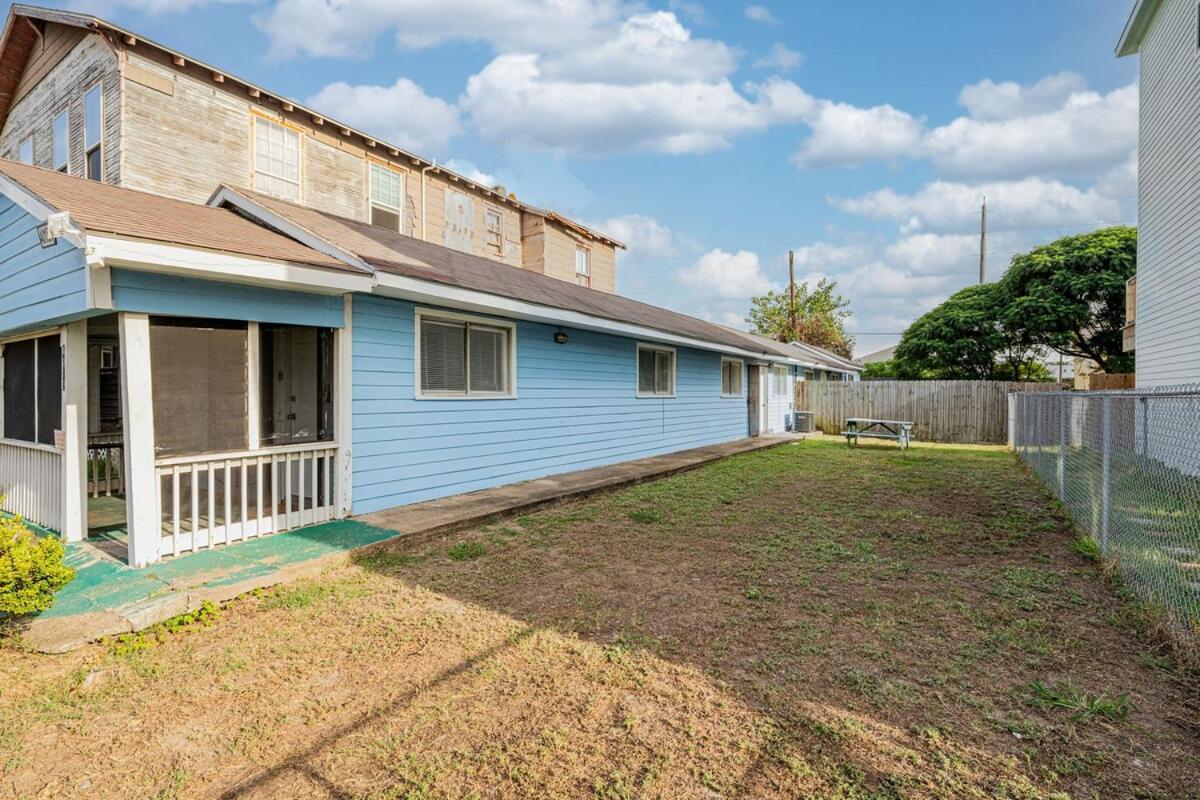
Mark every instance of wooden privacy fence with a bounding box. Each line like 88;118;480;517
795;380;1066;444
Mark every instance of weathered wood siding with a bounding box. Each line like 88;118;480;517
541;222;616;293
795;380;1066;444
1133;0;1200;386
0;196;88;335
0;28;121;184
351;295;748;513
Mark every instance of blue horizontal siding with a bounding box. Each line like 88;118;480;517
111;269;345;328
350;295;751;513
0;197;88;335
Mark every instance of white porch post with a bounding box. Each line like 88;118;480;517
60;321;87;542
247;322;260;450
334;295;353;518
119;313;159;567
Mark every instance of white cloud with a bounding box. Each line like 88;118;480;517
744;5;778;24
832;178;1123;233
68;0;242;12
884;233;980;274
957;71;1088;120
753;43;803;72
442;159;501;188
792;100;923;168
304;79;461;153
462;57;809;155
590;214;679;259
788;242;871;270
676;249;774;299
256;0;623;61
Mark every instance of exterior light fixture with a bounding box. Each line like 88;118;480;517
37;211;76;248
554;329;568;344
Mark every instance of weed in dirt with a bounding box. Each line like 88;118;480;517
447;540;486;561
627;508;663;524
1027;680;1132;722
1072;536;1102;562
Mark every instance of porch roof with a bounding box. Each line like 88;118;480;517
212;186;801;359
0;160;356;273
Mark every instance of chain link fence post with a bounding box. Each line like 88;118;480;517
1057;394;1067;499
1100;394;1111;557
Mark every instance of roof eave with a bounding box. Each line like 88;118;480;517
1116;0;1159;56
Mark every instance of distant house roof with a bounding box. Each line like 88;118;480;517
212;185;807;358
859;345;896;364
1116;0;1160;56
0;4;624;250
0;160;353;271
728;328;862;373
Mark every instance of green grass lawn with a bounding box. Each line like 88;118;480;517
1;438;1197;799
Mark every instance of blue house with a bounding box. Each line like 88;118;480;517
0;162;857;567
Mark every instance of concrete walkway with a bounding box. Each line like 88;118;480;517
24;434;801;653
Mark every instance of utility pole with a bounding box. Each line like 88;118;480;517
788;249;797;341
979;196;987;284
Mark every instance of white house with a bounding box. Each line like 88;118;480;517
1117;0;1200;387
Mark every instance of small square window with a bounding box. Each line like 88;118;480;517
637;345;675;397
721;358;743;396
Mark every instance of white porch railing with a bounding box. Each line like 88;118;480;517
154;441;337;558
0;438;63;531
88;433;124;497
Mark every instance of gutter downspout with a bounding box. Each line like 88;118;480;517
420;161;435;241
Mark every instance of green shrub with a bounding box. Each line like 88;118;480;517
0;513;74;616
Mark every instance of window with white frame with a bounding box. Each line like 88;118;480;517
721;357;743;396
369;162;405;232
485;207;503;255
253;116;301;201
416;311;515;398
52;111;69;173
17;136;32;165
772;365;788;396
2;334;62;446
84;84;103;181
637;344;675;397
575;246;591;288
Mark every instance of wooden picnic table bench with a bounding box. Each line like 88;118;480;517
842;417;914;449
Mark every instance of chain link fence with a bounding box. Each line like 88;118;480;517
1009;387;1200;663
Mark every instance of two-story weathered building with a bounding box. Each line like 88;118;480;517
0;4;623;291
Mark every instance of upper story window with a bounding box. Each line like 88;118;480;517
485;207;503;256
721;358;743;397
17;136;32;165
253;116;300;202
637;344;675;398
83;85;103;181
575;246;591;288
52;111;69;173
416;310;515;399
369;162;405;232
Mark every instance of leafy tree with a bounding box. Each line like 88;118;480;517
1001;226;1136;373
861;360;899;380
893;283;1043;380
746;278;854;358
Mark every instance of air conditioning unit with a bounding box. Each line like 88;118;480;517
793;410;815;433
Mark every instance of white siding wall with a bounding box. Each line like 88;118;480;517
764;364;794;433
1136;0;1200;386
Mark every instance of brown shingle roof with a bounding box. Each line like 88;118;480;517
0;160;352;271
218;187;796;357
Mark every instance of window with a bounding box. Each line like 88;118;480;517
575;246;591;288
772;365;789;396
52;111;68;173
2;335;62;446
253;116;301;201
416;311;515;398
150;319;248;456
84;84;103;181
721;358;743;396
260;325;334;446
17;136;32;165
637;344;675;397
485;207;503;255
369;162;405;232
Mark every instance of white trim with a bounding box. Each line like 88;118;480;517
87;235;374;295
375;271;799;364
0;436;59;454
636;342;676;398
720;356;744;397
413;307;517;400
119;312;159;567
246;321;261;450
207;187;373;273
334;294;353;517
61;321;86;542
0;175;88;249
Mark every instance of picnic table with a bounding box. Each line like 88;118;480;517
842;417;914;449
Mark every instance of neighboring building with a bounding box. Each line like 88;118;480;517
0;162;815;566
859;345;895;364
0;4;623;292
1117;0;1200;386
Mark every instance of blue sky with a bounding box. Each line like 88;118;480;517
56;0;1139;356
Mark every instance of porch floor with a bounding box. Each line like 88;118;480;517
25;433;806;652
